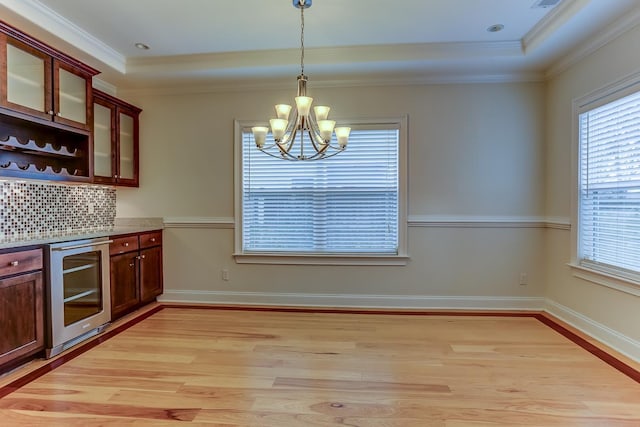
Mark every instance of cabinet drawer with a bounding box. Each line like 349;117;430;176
139;231;162;249
109;236;139;255
0;249;43;277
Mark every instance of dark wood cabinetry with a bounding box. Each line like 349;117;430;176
0;22;98;130
0;247;44;371
109;231;163;320
93;90;141;187
0;20;99;181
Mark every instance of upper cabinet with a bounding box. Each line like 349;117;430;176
93;90;142;187
0;21;99;181
0;23;98;131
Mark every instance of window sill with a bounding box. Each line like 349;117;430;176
568;263;640;297
234;253;410;266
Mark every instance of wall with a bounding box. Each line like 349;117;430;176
117;82;547;310
545;24;640;358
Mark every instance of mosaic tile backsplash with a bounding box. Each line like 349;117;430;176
0;180;116;241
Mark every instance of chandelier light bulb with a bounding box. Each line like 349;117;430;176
335;127;351;148
251;126;269;148
314;106;330;121
269;119;288;141
295;96;313;116
275;104;292;120
318;120;336;142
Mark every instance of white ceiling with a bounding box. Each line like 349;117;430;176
1;0;639;91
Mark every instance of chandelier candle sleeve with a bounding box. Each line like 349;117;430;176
250;0;350;161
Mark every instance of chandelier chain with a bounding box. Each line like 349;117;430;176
300;4;305;75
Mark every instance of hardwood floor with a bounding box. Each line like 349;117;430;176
0;307;638;426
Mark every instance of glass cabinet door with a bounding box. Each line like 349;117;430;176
118;111;136;181
92;90;141;186
55;62;88;128
93;101;114;178
2;37;52;121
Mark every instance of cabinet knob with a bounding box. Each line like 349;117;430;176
129;263;135;267
150;238;156;242
9;260;19;267
141;254;146;259
124;242;129;247
48;110;54;115
57;112;62;117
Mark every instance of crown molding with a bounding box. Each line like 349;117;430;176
522;0;587;54
126;41;523;76
116;71;544;97
0;0;126;73
545;4;640;78
92;78;117;96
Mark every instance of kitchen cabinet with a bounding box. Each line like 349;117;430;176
109;231;163;320
0;22;98;131
0;247;44;372
0;21;98;181
93;90;142;187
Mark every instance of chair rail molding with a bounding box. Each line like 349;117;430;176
407;215;570;229
161;216;571;230
163;217;234;229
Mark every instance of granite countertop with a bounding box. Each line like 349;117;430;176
0;218;164;250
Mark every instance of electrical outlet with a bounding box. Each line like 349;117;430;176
87;202;95;214
222;269;230;281
519;272;528;286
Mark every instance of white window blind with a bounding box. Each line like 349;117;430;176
578;89;640;279
241;125;399;254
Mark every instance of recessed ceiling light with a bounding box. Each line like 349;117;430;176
487;24;505;33
134;43;150;50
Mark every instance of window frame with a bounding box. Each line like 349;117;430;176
233;116;409;266
571;71;640;296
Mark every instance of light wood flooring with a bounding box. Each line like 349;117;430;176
0;307;639;426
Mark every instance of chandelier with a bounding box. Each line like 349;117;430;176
251;0;350;161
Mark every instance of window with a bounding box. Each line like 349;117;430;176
234;118;407;265
577;82;640;283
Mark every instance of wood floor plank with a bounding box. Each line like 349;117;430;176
0;307;638;425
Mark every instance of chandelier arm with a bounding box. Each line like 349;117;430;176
304;113;329;150
258;147;298;161
260;141;284;151
325;142;346;151
278;110;300;152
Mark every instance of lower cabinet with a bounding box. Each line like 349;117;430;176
109;230;163;320
0;248;44;371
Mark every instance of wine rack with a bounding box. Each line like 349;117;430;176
0;114;90;181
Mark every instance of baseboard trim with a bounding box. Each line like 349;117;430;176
544;298;640;363
159;290;638;363
158;290;544;311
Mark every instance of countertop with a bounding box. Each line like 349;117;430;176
0;219;164;250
